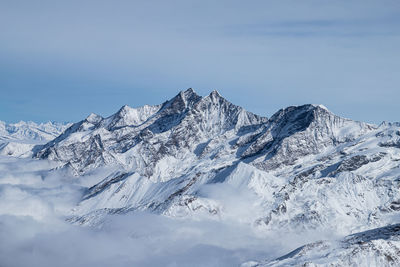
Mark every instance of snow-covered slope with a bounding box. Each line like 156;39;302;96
249;223;400;266
0;121;71;157
0;120;70;142
18;88;400;265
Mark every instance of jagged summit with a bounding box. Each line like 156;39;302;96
239;102;373;168
33;89;266;174
269;104;331;121
85;113;103;124
107;103;162;130
179;87;199;99
164;88;202;111
268;103;373;134
118;104;131;113
33;89;374;178
311;103;329;111
209;89;221;97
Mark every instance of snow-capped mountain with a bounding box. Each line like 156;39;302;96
34;89;267;176
33;89;373;176
6;88;400;265
249;223;400;266
0;120;71;157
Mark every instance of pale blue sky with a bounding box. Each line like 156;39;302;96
1;0;399;123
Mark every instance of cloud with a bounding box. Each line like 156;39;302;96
0;156;331;267
228;16;400;38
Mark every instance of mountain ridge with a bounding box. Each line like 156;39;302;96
0;120;71;157
30;89;393;232
2;89;400;266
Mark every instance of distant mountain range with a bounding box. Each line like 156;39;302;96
3;89;400;266
0;120;71;157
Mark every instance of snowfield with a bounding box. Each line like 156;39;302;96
1;89;400;266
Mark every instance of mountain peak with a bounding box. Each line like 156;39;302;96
117;104;132;114
179;88;199;100
168;88;202;110
269;104;333;123
85;113;103;124
182;87;196;94
107;104;162;129
33;89;375;177
311;104;329;111
204;90;230;105
210;89;221;97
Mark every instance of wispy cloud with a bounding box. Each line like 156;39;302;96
226;17;400;38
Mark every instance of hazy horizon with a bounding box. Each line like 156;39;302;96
0;88;397;126
1;0;399;124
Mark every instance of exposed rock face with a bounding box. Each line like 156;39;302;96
242;104;372;170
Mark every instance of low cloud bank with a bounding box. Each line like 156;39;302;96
0;156;325;267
